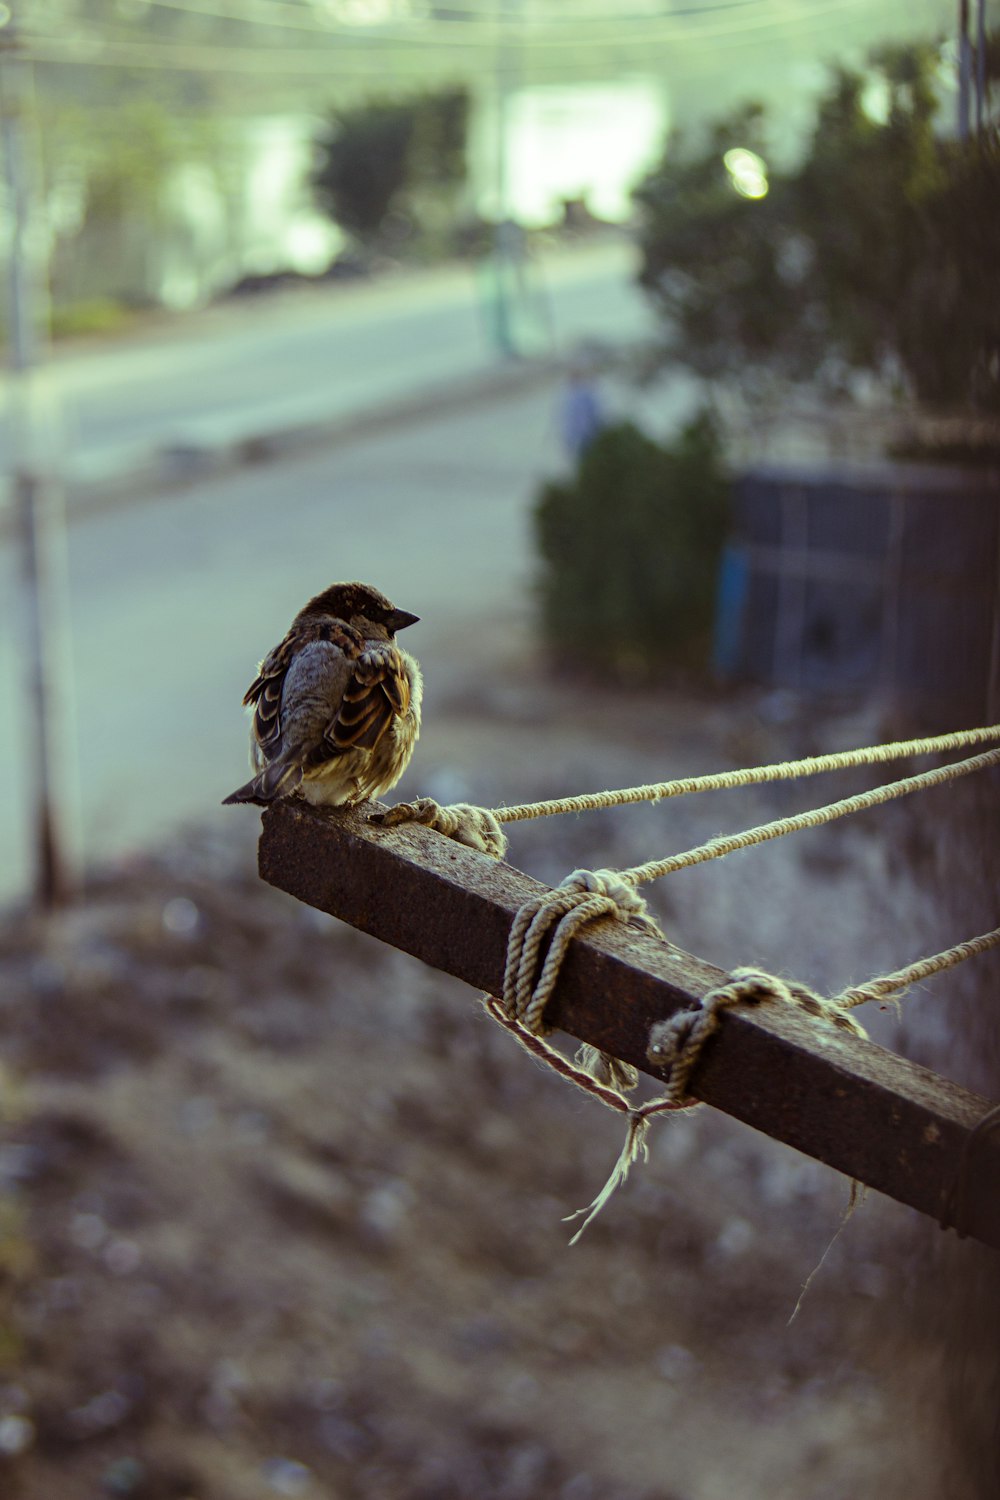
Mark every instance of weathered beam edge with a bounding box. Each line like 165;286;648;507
258;800;1000;1251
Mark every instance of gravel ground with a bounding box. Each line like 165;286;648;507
1;664;998;1500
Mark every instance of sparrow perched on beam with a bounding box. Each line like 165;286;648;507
223;581;422;809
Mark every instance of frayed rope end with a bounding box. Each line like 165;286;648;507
564;1111;651;1245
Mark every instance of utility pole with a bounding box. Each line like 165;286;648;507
974;0;987;135
489;0;521;356
958;0;972;140
1;1;75;907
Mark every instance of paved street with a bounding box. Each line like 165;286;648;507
0;359;706;902
0;377;557;901
1;237;651;493
0;235;702;904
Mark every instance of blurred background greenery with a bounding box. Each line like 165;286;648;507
1;4;999;1499
3;1;989;332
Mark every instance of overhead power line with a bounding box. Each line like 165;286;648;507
23;0;891;75
138;0;774;34
31;0;881;56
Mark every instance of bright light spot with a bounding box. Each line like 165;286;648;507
320;0;421;23
861;74;891;124
0;5;12;26
0;1415;33;1457
724;147;769;200
285;216;343;275
937;40;959;92
483;80;668;227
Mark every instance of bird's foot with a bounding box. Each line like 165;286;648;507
374;797;508;860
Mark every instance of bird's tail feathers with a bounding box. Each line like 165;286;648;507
222;758;303;806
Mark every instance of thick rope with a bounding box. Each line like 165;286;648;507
488;895;999;1241
473;728;1000;1243
490;856;999;1237
502;868;662;1040
376;797;508;859
646;966;867;1104
490;723;1000;824
646;926;1000;1105
488;868;683;1237
621;746;1000;886
481;994;694;1244
834;925;1000;1008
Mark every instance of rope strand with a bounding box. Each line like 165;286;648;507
621;747;1000;886
474;723;1000;1247
834;926;1000;1009
490;723;1000;825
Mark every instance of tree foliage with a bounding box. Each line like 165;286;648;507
312;89;469;250
533;413;730;680
41;99;229;312
634;42;1000;410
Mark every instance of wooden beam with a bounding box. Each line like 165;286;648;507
258;800;1000;1251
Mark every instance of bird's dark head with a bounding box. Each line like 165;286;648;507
296;581;419;637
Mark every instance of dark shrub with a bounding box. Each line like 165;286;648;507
533;411;730;680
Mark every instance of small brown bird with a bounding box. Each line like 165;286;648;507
223;580;422;809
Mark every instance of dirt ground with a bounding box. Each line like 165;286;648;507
0;661;998;1500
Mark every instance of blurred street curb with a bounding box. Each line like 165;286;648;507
0;354;572;540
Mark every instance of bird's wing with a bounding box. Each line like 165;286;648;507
324;643;411;755
243;619;365;754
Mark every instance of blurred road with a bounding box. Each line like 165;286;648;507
0;354;702;905
0;235;701;905
0;379;552;901
1;237;652;494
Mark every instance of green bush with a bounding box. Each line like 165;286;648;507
533;412;730;681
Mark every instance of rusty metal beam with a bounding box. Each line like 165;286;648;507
258;800;1000;1251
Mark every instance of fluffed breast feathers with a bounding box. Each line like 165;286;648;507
224;585;422;809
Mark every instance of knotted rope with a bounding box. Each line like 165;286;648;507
379;723;1000;1244
481;991;692;1244
646;966;867;1104
375;796;508;859
382;729;1000;865
479;867;705;1239
488;895;999;1240
644;928;1000;1107
501;867;662;1039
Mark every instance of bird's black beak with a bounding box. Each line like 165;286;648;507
388;609;419;632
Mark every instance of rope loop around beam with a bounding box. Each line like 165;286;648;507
647;967;867;1104
502;867;663;1037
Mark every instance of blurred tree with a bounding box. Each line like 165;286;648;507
410;87;469;188
634;103;807;383
312;88;469;254
896;130;1000;406
635;40;1000;412
42;100;229;314
533;412;730;680
313;100;415;247
793;45;944;377
78;100;179;226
